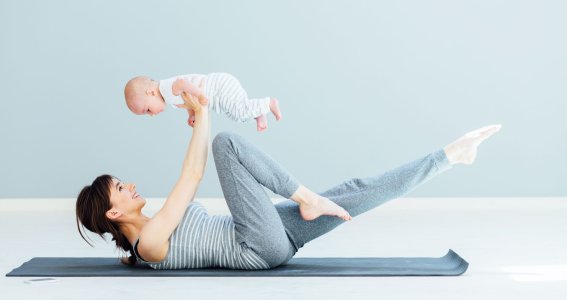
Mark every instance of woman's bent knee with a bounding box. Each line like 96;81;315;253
259;242;294;268
212;131;237;153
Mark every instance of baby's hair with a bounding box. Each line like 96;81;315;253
124;76;154;108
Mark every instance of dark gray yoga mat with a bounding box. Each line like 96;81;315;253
6;249;468;277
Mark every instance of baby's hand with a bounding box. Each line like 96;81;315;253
171;78;205;97
172;78;208;105
171;78;190;96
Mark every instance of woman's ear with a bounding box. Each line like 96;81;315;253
106;209;122;221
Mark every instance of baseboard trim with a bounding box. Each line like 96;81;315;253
0;197;565;213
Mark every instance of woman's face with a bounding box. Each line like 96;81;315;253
108;177;146;213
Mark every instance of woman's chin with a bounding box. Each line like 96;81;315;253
135;197;147;207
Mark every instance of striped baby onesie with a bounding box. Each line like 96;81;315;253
159;72;271;122
133;202;270;270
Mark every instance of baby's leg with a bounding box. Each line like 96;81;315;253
212;73;272;123
269;98;282;120
254;98;281;131
255;115;268;132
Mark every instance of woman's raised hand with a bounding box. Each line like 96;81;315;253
176;93;204;113
175;79;208;113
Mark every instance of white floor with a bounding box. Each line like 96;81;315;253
1;197;566;300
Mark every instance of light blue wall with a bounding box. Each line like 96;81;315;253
1;0;565;198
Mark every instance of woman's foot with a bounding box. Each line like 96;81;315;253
270;98;282;120
299;196;352;221
255;115;268;132
443;124;502;165
291;185;352;221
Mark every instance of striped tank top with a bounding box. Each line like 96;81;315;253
133;202;270;270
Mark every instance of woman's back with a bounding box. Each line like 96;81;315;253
134;202;270;270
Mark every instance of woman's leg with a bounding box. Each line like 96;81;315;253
274;124;502;252
212;131;300;267
274;150;451;251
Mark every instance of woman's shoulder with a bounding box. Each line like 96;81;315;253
135;238;169;264
137;202;206;261
187;201;207;214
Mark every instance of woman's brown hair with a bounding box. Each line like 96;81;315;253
75;174;136;265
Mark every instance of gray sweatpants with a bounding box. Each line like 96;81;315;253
212;131;452;268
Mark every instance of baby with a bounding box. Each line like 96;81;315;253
124;72;281;131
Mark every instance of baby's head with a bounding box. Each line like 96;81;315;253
124;76;165;116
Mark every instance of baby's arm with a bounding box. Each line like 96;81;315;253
173;77;206;128
172;78;208;106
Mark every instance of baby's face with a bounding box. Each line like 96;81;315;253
125;76;166;116
129;95;166;116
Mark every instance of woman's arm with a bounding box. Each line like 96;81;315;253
137;91;210;261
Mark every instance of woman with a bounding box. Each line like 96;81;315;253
76;89;501;269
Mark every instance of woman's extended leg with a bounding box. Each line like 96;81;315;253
274;149;450;251
274;124;502;252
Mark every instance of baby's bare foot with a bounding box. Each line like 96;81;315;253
299;196;352;221
255;115;268;132
270;98;282;121
444;124;502;165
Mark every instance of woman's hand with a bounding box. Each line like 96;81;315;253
173;78;209;111
176;92;205;113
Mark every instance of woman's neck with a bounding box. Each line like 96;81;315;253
119;214;151;245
